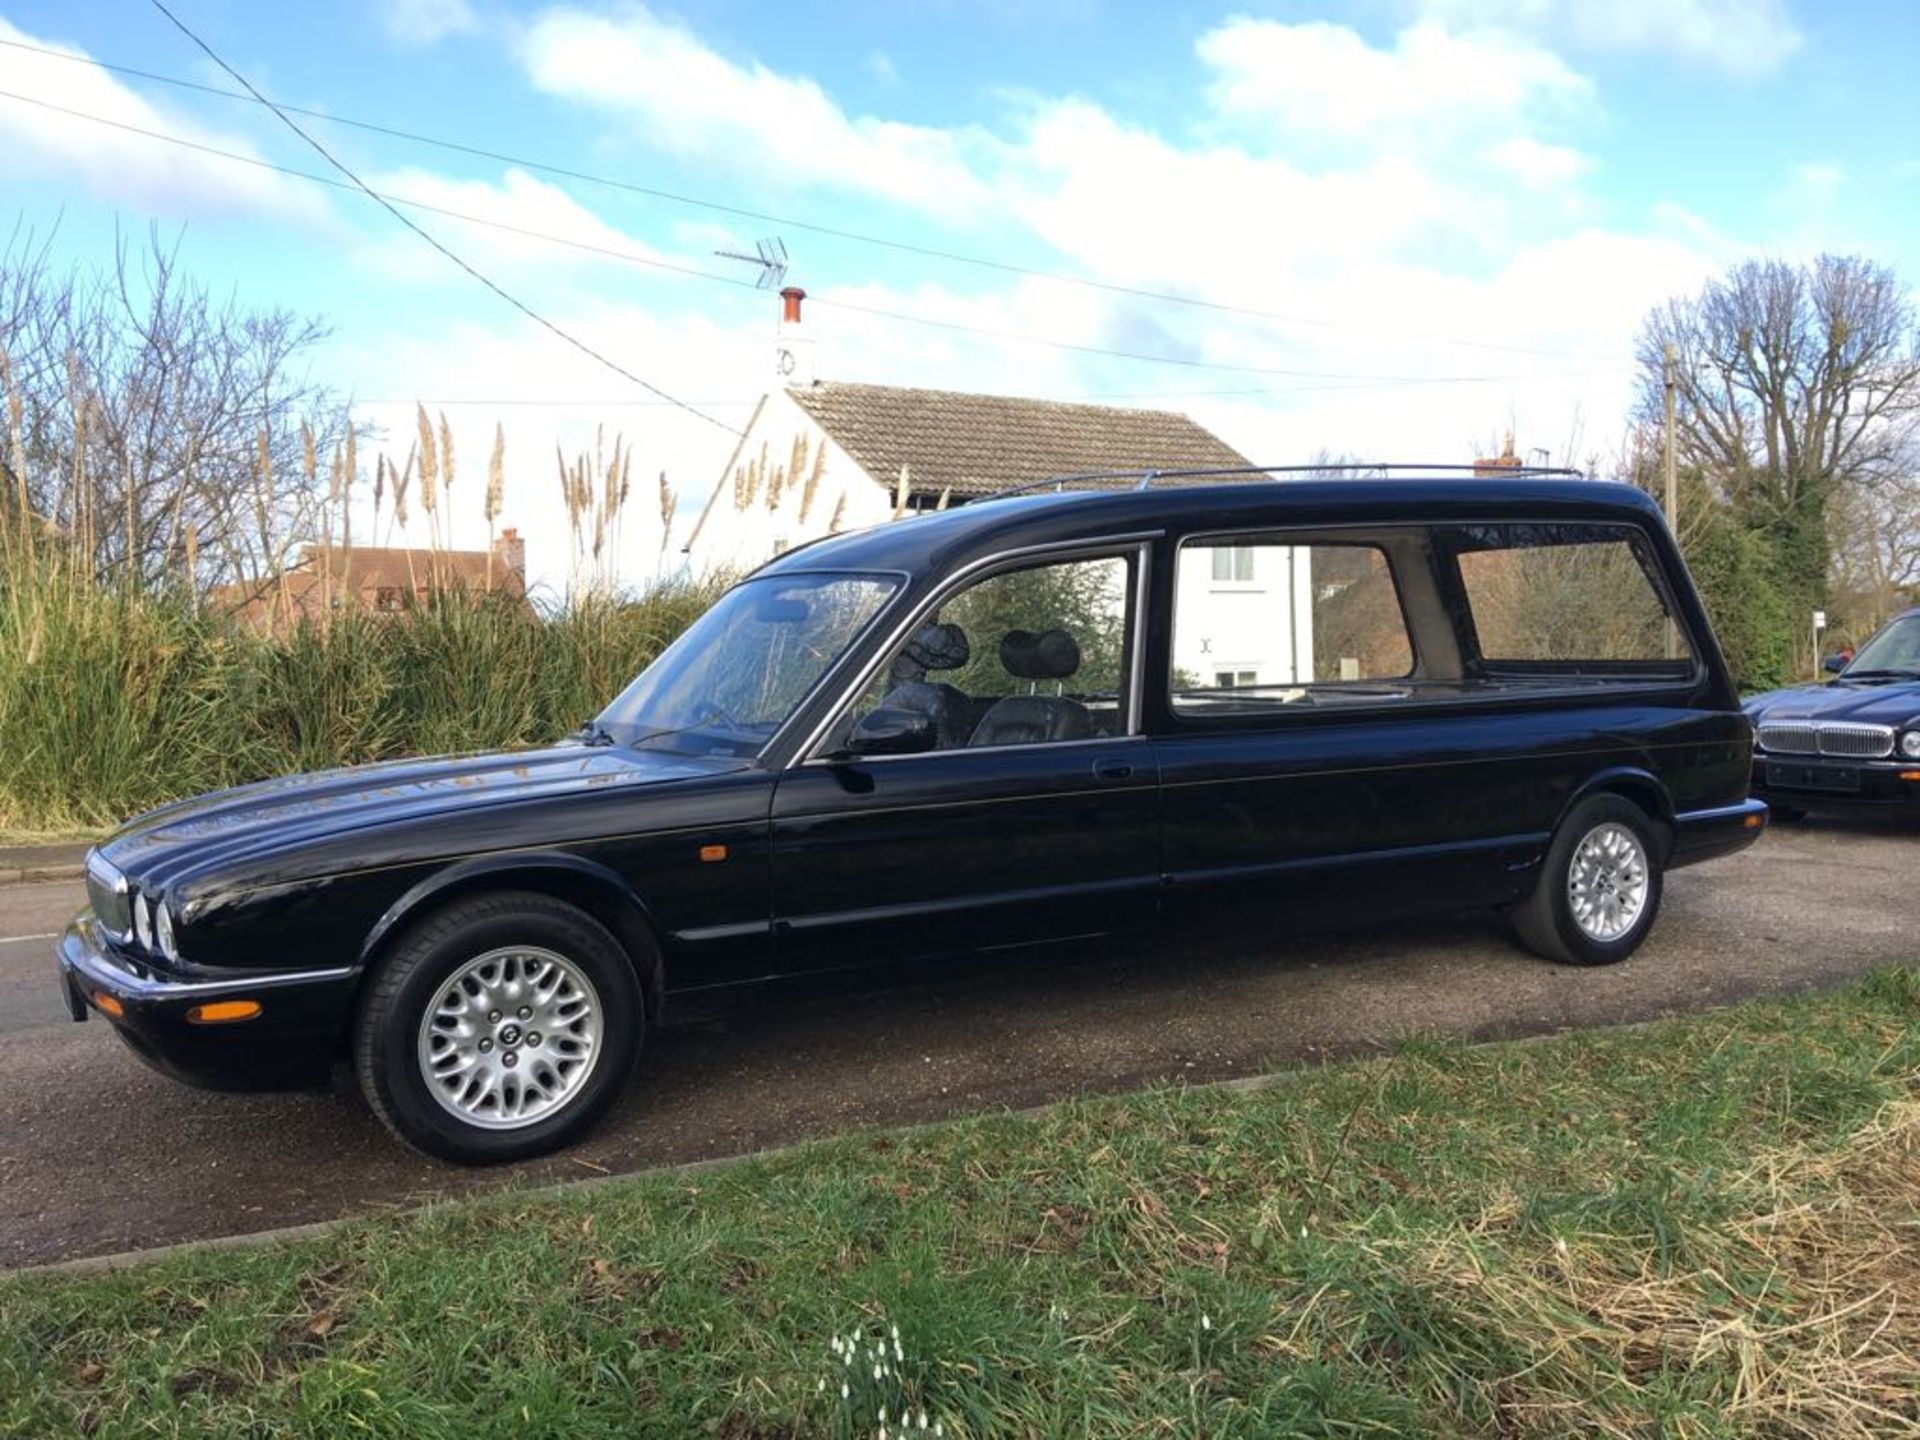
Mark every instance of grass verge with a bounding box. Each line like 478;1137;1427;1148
4;971;1919;1439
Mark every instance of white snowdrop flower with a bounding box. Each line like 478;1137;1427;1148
894;1339;904;1361
919;1409;930;1429
879;1405;888;1422
1300;1225;1308;1239
1202;1314;1212;1331
891;1324;900;1341
817;1378;826;1393
874;1364;884;1380
841;1382;850;1399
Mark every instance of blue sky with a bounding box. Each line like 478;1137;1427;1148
0;0;1913;587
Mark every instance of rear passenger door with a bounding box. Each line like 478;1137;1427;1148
768;544;1162;974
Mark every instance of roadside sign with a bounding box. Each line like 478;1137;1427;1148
1812;610;1827;630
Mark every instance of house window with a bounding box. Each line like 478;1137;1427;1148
1211;545;1255;583
375;586;409;613
1213;669;1258;688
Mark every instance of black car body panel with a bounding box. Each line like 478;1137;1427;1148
57;477;1767;1093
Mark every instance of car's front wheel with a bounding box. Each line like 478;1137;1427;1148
354;892;644;1163
1511;794;1664;966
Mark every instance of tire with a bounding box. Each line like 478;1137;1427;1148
1511;794;1664;966
353;891;645;1163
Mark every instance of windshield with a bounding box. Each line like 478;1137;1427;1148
1844;615;1920;677
596;573;899;756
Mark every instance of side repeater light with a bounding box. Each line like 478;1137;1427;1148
186;999;263;1025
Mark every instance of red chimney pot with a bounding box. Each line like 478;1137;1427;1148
780;286;806;324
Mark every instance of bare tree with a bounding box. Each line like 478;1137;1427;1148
1831;474;1920;637
0;222;349;590
1633;254;1920;609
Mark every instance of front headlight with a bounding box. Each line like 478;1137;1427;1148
133;893;154;952
1901;730;1920;759
156;902;179;963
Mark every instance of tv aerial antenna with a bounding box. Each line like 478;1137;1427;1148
714;236;790;289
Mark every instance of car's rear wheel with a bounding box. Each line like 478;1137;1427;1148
353;892;644;1163
1511;794;1664;966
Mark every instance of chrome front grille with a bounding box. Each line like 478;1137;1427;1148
1757;720;1895;759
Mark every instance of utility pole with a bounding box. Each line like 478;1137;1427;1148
1662;343;1680;658
1662;343;1679;528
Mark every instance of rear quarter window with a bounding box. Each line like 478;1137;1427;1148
1448;523;1692;673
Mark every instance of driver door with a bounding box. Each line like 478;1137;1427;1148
767;546;1162;975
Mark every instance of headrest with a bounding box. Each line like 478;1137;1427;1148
999;627;1081;681
902;622;969;673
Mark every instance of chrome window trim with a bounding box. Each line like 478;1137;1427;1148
787;532;1163;767
1164;514;1707;722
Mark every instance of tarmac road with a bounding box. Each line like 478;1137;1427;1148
1;816;1912;1270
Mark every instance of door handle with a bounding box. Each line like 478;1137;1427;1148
1093;759;1135;781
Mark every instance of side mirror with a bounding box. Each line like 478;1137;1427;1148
1823;653;1847;675
843;706;936;757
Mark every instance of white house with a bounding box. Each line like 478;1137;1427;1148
682;287;1316;693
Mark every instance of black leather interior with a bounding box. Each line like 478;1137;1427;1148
875;623;973;750
969;627;1093;747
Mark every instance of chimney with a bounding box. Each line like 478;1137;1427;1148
495;526;526;589
774;285;814;388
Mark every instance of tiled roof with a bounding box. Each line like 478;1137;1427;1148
292;545;519;592
786;382;1253;498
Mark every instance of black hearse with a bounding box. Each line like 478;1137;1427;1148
59;469;1766;1162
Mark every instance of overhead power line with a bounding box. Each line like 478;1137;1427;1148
139;0;742;435
0;32;1606;362
0;85;1627;391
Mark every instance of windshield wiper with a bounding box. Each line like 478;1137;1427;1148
1839;668;1920;681
572;720;619;747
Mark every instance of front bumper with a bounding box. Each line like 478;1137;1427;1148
57;913;352;1090
1751;754;1920;811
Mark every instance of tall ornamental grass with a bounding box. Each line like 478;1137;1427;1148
0;545;722;832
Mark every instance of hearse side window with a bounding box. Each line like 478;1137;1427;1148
1171;540;1414;716
844;552;1135;751
1446;523;1693;677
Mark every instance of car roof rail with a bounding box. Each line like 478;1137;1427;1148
983;461;1588;502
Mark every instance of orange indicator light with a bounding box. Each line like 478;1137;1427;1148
186;999;263;1025
698;844;729;863
93;992;124;1018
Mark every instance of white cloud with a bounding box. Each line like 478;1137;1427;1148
358;165;683;279
1415;0;1802;76
381;0;478;46
1196;18;1591;146
1486;136;1594;188
0;20;325;222
328;7;1749;587
517;6;995;216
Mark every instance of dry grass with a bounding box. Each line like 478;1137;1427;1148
2;972;1916;1438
